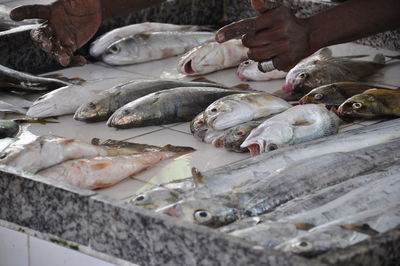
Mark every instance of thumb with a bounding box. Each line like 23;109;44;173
251;0;269;13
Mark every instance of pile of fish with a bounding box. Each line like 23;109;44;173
0;133;195;189
129;118;400;257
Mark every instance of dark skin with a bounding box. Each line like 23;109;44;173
10;0;400;69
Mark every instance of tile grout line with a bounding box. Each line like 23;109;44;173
120;128;166;141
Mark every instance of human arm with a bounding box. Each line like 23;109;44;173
10;0;166;66
216;0;400;71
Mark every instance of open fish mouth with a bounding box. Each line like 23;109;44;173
183;60;196;75
246;143;261;156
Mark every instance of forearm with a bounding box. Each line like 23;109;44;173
100;0;167;20
308;0;400;51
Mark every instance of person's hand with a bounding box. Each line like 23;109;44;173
216;0;315;71
10;0;102;66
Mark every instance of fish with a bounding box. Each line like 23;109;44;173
203;93;292;130
101;31;215;65
27;78;127;118
218;120;263;152
107;87;250;129
236;60;287;81
337;88;400;119
298;82;396;107
190;112;209;140
74;80;231;122
160;139;400;227
90;22;205;57
37;146;195;190
276;203;400;256
283;48;385;94
0;64;71;92
241;104;341;156
0;120;19;139
177;39;249;76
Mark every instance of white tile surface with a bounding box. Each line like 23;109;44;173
0;226;29;266
29;236;116;266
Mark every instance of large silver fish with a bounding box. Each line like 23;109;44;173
90;22;203;57
74;80;230;122
276;203;400;256
241;104;341;156
101;31;215;65
160;139;400;227
177;39;248;76
204;93;292;130
107;87;249;129
283;48;385;95
237;60;287;81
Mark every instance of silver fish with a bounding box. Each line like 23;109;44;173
108;87;249;129
102;31;215;65
241;104;341;156
237;60;287;81
219;120;263;152
204;93;292;130
90;22;204;57
74;80;230;122
177;39;248;76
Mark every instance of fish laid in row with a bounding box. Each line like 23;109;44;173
90;22;205;57
102;31;215;65
74;79;232;122
283;48;385;95
241;104;341;156
203;93;292;130
337;88;400;119
237;60;287;81
107;87;252;129
299;82;396;107
159;139;400;228
177;39;249;76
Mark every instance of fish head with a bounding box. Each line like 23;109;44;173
190;112;208;140
74;100;109;122
204;95;253;130
241;121;293;156
203;128;224;144
102;37;138;65
223;123;255;152
107;106;140;128
337;94;378;119
159;197;239;228
130;187;180;210
299;84;345;106
236;60;257;81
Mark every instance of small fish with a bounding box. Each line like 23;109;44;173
37;147;194;190
90;22;204;57
283;48;385;94
0;64;71;92
178;39;249;76
190;112;209;140
276;203;400;257
337;89;400;119
237;60;287;81
27;78;125;118
108;87;249;129
241;104;341;156
74;80;230;122
204;93;292;130
0;120;19;138
299;82;395;107
102;31;215;65
219;120;263;152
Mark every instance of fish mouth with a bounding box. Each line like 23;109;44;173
282;83;293;93
298;96;306;105
236;70;248;81
161;203;182;217
212;136;225;148
183;60;196;75
246;143;261;156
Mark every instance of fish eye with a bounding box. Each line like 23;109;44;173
122;109;130;115
88;102;96;109
313;93;323;100
194;209;212;224
352;102;363;109
298;73;309;79
0;153;7;159
267;143;278;151
292;240;313;253
108;45;120;54
132;194;151;205
236;131;244;136
243;60;250;65
211;108;218;112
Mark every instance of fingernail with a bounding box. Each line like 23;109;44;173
216;33;225;42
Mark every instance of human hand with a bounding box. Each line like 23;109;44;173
216;0;314;71
10;0;102;66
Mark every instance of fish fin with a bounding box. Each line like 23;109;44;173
91;162;111;171
161;144;196;155
41;73;64;78
337;54;369;59
68;77;86;85
191;167;204;184
60;138;76;144
293;222;315;231
92;182;116;189
230;180;251;193
13;117;59;124
340;223;379;236
373;54;386;64
231;83;256;91
42;73;86;84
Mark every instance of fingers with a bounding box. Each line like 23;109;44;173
216;16;271;42
251;0;269;13
70;55;87;67
242;28;285;47
10;5;51;21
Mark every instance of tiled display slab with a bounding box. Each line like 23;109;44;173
0;226;29;266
